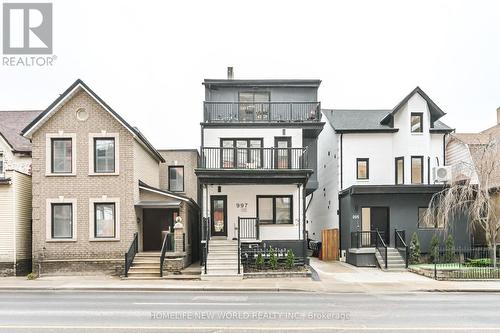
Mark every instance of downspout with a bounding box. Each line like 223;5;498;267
302;183;307;265
442;134;446;166
427;157;431;184
340;133;343;190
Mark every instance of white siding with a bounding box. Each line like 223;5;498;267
203;128;303;148
0;171;14;262
14;171;32;261
306;121;339;239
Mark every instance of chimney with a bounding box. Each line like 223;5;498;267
497;107;500;125
227;67;234;80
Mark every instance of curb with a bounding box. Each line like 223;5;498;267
0;286;311;292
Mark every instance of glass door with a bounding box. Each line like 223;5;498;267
274;137;291;169
210;196;227;237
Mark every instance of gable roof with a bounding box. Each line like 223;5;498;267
323;109;397;133
380;86;446;125
0;110;43;152
21;79;164;162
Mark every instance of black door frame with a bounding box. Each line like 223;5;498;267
274;136;292;169
362;206;390;246
210;195;228;237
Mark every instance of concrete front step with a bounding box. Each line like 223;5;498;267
135;252;161;257
127;272;161;278
128;268;161;274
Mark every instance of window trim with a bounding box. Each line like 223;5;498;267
395;156;404;185
168;165;185;192
256;195;293;225
88;133;120;176
411;155;424;184
417;206;444;229
46;198;77;241
89;197;120;241
274;136;292;169
45;133;77;176
411;112;424;133
356;158;369;180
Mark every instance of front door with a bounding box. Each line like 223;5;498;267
370;207;390;245
143;209;178;251
211;195;227;237
274;137;291;169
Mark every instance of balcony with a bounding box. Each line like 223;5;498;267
203;101;321;123
199;147;309;170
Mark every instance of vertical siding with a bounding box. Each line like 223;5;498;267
0;171;14;262
14;171;32;261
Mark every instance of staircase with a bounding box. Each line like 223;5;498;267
202;239;242;278
127;252;161;279
375;248;407;270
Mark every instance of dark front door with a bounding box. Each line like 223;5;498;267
210;195;227;237
370;207;390;245
143;209;178;251
274;137;291;169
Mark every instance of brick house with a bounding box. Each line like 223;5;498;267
22;79;199;276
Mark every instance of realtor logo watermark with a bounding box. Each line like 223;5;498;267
2;2;56;66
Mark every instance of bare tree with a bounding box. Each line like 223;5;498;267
424;134;500;267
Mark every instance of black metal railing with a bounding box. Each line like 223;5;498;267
204;101;321;123
351;231;379;248
375;230;388;270
395;229;409;268
201;217;210;274
159;232;171;277
200;147;308;170
238;217;260;240
124;232;138;277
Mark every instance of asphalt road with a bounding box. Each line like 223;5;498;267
0;290;499;332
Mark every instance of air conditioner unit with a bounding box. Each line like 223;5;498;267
433;166;451;183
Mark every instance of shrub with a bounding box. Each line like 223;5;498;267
429;235;440;263
464;258;492;267
26;272;37;280
255;252;264;269
444;235;455;263
269;247;278;269
286;249;295;269
409;232;421;264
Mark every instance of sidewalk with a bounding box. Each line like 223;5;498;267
0;259;499;293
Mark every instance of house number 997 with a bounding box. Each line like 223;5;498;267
236;203;248;208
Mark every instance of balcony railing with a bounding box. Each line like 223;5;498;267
204;101;321;123
200;147;308;170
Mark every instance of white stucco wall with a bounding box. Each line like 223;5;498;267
203;128;303;148
203;184;303;241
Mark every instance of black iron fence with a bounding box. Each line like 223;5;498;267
238;217;260;240
351;231;379;248
204;101;321;123
201;217;210;275
200;147;308;170
395;229;409;268
410;246;500;280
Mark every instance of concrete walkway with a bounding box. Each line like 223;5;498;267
0;259;499;293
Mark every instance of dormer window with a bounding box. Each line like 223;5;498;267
411;113;423;133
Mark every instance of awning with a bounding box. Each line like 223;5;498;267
135;200;182;208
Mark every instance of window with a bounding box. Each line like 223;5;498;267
168;166;184;192
51;203;73;239
411;156;424;184
411;113;423;133
356;158;369;180
94;203;116;238
238;91;270;121
0;152;4;176
220;138;263;169
51;138;73;173
395;157;404;184
257;195;293;224
275;137;291;169
418;207;443;229
94;138;115;173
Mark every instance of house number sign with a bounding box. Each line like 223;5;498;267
236;203;248;208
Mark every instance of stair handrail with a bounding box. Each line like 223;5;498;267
203;217;210;275
124;232;138;277
237;217;241;275
375;230;388;269
395;229;409;268
159;231;171;278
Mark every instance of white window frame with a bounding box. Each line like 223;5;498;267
46;197;77;241
89;197;120;241
88;132;120;176
45;133;77;176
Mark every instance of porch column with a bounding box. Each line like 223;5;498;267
174;221;184;253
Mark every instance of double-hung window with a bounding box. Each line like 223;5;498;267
411;113;423;133
168;166;184;192
356;158;369;180
94;203;116;238
51;138;73;173
257;195;293;224
94;138;115;173
51;203;73;239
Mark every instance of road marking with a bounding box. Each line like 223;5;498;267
134;302;252;306
0;326;499;331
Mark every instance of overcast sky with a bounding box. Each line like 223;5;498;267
1;0;499;149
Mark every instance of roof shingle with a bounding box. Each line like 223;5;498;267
0;110;43;152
